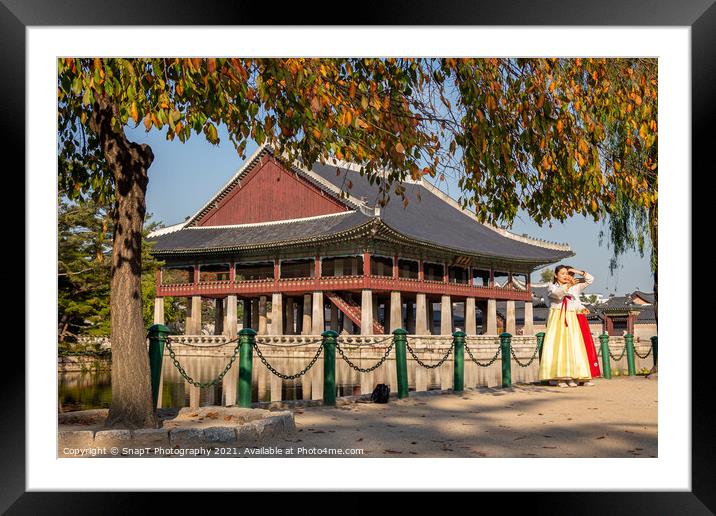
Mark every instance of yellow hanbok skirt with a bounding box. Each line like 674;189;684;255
538;307;592;381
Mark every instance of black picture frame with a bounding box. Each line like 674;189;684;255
6;0;709;512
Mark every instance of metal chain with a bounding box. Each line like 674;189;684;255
609;345;627;361
510;343;540;368
405;341;453;369
464;342;502;367
253;342;323;380
633;345;653;359
335;340;395;373
164;337;241;388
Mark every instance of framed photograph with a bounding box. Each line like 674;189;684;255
8;0;709;510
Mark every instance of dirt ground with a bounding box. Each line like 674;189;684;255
266;376;657;458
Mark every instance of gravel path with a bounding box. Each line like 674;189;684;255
262;376;657;458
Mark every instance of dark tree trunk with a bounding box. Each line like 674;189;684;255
649;200;658;328
90;100;157;429
649;200;658;375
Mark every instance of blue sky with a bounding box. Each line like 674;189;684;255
128;124;654;297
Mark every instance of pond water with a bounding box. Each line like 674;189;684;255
58;353;480;413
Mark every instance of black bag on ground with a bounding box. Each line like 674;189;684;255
371;384;390;403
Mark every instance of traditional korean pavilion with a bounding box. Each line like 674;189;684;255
148;145;573;337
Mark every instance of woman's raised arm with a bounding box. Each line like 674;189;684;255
547;281;569;301
570;271;594;295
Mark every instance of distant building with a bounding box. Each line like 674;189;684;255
492;287;657;339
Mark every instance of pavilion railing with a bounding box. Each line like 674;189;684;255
146;327;657;409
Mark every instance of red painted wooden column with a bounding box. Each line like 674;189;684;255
393;254;399;279
363;252;371;289
274;259;280;289
418;260;424;282
489;268;494;288
443;263;449;283
155;268;162;296
313;255;320;290
193;265;199;286
229;261;236;283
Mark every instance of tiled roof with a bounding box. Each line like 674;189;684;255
309;161;573;264
149;146;574;265
149;212;371;254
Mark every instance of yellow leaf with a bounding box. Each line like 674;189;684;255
143;114;152;131
312;128;321;139
578;139;589;154
131;102;138;124
395;142;405;154
639;123;648;140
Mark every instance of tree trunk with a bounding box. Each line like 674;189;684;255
90;100;157;429
648;200;658;376
649;200;658;328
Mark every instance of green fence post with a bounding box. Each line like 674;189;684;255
238;328;256;408
393;328;409;399
453;330;465;393
500;332;512;388
147;324;169;409
625;333;636;376
322;330;338;406
536;332;545;362
599;334;611;379
650;335;658;368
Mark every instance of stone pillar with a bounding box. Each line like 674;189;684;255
389;291;402;331
226;295;237;338
186;295;202;334
523;301;534;335
214;298;224;335
506;300;516;335
361;289;373;335
222;298;228;332
302;294;312;335
311;291;324;335
406;301;415;334
440;295;452;335
185;297;193;335
271;293;283;335
258;295;268;335
486;298;497;334
415;293;428;335
330;303;339;332
285;297;295;335
153;297;165;325
465;297;477;335
251;299;259;331
243;299;252;330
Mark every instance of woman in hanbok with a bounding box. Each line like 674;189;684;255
568;270;601;384
538;265;592;387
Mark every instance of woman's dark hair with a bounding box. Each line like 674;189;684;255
553;264;573;283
